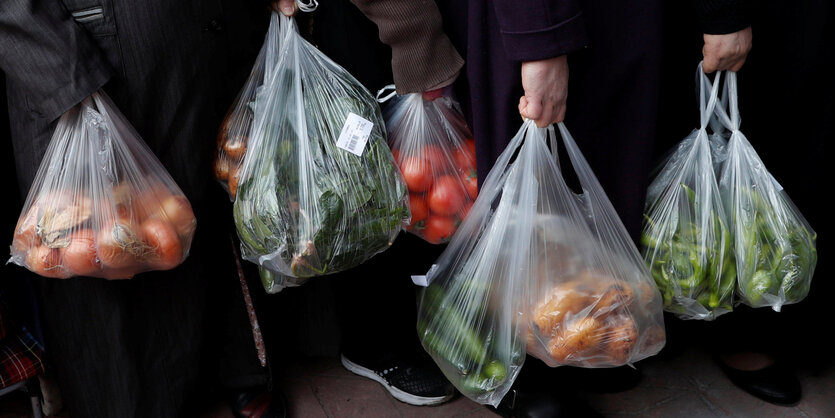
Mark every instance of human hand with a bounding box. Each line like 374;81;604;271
422;69;460;101
519;55;569;127
272;0;298;17
702;27;753;73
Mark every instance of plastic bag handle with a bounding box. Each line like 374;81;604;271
296;0;318;12
375;84;397;103
711;72;740;132
697;62;724;130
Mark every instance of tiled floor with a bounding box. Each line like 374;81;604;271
264;345;835;418
2;340;834;417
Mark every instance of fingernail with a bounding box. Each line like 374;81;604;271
282;6;294;15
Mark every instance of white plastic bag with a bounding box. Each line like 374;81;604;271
214;11;279;201
713;72;817;311
417;121;665;406
10;91;196;279
380;89;477;244
229;14;409;292
641;65;736;320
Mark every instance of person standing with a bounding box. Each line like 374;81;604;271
262;0;466;407
0;1;275;416
434;0;662;415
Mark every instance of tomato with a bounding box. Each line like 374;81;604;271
422;145;450;172
427;175;466;216
62;229;101;276
423;216;457;244
400;157;434;192
390;148;402;164
142;218;184;270
464;138;476;155
461;170;478;199
408;193;429;227
453;145;476;172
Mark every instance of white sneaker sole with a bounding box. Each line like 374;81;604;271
340;354;455;406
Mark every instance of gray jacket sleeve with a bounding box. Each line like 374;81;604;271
0;0;112;122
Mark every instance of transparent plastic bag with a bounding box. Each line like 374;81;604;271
9;91;196;279
379;88;477;244
231;14;409;289
641;64;735;320
213;12;279;201
417;121;665;406
713;73;817;311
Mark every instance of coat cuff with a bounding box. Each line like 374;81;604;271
391;37;464;94
693;0;753;34
499;12;589;62
34;61;112;122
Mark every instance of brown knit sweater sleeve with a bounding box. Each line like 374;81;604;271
350;0;464;94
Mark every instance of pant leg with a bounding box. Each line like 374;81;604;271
333;232;444;357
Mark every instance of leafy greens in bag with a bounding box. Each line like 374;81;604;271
229;13;408;291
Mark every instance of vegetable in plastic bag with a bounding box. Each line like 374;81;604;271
380;88;477;243
213;16;275;201
713;72;817;310
417;121;665;406
641;65;735;320
9;91;196;279
230;13;409;290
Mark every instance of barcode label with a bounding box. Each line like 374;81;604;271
336;112;373;156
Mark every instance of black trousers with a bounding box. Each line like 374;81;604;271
24;201;267;418
656;0;834;370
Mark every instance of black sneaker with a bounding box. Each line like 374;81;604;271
340;352;456;406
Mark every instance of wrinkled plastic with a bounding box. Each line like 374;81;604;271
641;65;735;320
713;73;816;311
381;90;477;244
214;13;277;201
417;121;665;406
230;14;409;291
9;91;196;279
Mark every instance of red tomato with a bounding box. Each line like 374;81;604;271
453;146;476;172
427;175;466;216
390;148;401;164
461;170;478;199
400;157;434;192
408;193;429;227
464;138;476;155
423;216;457;244
422;144;451;173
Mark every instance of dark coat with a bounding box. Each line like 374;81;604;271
437;0;662;239
1;1;270;416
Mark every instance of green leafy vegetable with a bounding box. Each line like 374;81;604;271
231;30;409;284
